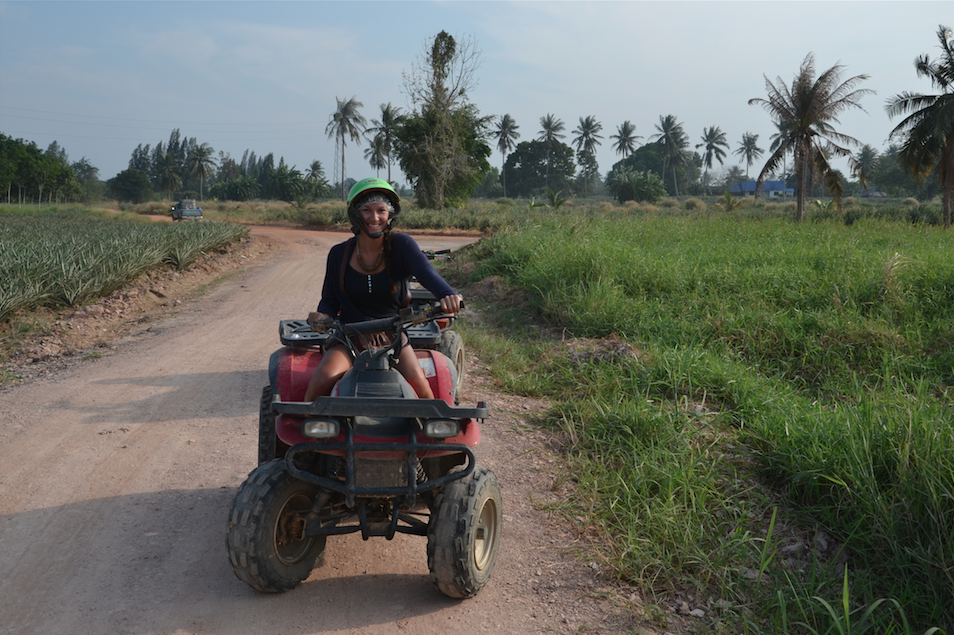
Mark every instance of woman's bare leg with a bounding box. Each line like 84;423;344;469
303;344;353;401
396;345;434;399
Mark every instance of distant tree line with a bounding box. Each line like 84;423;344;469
3;26;951;217
0;133;102;206
115;128;331;204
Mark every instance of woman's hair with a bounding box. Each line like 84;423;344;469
352;193;395;217
382;232;396;293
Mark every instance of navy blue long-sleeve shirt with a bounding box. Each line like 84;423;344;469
317;233;456;323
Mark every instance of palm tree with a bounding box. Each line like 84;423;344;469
572;115;603;196
494;114;520;197
651;114;688;196
366;102;402;183
325;96;367;200
769;119;795;186
886;25;954;227
157;150;182;201
305;159;325;183
305;159;330;198
749;53;872;221
854;144;880;194
724;165;745;193
735;132;764;186
696;126;729;194
538;114;566;188
611;120;641;158
187;142;216;201
364;135;387;176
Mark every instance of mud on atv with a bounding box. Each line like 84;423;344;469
226;292;502;599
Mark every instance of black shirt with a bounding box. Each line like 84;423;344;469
343;266;402;319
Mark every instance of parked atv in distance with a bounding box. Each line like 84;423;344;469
227;291;501;599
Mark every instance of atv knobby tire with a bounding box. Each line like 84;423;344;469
434;331;464;400
258;386;289;465
227;459;326;592
427;465;502;598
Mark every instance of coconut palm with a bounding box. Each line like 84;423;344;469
735;132;764;185
325;96;367;200
611;120;641;158
572;116;603;197
365;135;387;176
724;165;745;192
187;142;216;201
749;53;872;221
156;150;182;201
538;113;566;188
366;102;402;183
769;119;795;185
886;25;954;227
696;126;729;194
305;159;330;198
494;114;520;197
854;144;880;193
651;114;688;196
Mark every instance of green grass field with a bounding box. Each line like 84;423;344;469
445;212;953;634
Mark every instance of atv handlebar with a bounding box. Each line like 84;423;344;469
308;299;464;334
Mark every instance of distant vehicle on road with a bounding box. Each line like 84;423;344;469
170;199;202;221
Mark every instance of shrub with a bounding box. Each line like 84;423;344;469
902;197;919;206
684;197;706;211
606;167;667;204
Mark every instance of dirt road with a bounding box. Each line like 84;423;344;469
0;227;633;635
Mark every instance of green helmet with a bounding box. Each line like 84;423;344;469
347;178;401;237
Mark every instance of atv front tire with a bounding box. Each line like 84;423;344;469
227;459;326;592
427;465;502;598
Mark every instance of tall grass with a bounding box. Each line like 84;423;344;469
449;213;953;632
0;209;248;321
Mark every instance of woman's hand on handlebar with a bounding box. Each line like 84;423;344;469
307;311;330;325
439;294;463;314
307;311;333;332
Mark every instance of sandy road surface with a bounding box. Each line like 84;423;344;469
0;227;632;635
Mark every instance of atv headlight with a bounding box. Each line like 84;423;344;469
424;419;459;439
302;418;340;439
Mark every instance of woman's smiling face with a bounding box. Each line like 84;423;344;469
359;202;390;235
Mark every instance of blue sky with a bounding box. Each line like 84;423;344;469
0;1;946;185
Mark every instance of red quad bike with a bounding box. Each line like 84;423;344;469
226;289;502;599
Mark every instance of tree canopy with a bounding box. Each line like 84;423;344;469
502;139;576;197
393;31;492;208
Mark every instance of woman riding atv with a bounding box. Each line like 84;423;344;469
303;178;463;401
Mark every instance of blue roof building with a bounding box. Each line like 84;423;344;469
729;180;794;197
